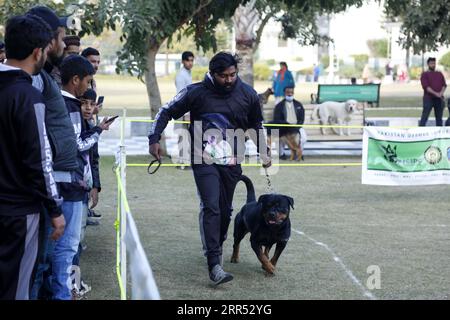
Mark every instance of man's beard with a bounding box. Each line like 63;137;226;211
215;80;237;94
429;66;436;71
48;50;64;67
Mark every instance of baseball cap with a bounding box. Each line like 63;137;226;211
27;6;68;32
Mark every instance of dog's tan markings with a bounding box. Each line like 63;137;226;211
264;246;270;259
257;248;275;274
270;242;288;267
281;133;302;161
230;244;240;263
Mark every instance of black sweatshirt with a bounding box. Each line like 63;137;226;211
0;65;62;217
148;74;268;164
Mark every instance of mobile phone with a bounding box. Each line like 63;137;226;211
97;96;104;105
105;115;118;124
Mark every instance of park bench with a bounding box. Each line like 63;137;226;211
311;83;381;106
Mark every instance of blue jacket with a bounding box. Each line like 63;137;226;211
272;70;295;97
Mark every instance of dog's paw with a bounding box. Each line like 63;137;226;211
262;262;275;275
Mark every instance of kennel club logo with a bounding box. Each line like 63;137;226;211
381;144;398;163
424;146;442;165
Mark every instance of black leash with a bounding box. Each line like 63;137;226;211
264;168;275;194
147;158;162;175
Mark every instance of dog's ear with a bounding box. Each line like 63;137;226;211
258;194;272;207
285;196;294;210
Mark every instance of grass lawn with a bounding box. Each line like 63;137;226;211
81;155;450;300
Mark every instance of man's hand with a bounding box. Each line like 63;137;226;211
149;143;162;161
90;188;99;209
262;159;272;169
50;214;65;240
98;117;112;131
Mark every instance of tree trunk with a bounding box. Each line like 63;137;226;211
232;0;260;87
144;43;162;118
144;41;168;155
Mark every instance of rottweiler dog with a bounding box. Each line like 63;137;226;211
231;175;294;275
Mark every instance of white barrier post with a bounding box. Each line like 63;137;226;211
120;108;127;298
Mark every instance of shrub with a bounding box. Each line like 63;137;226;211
253;63;272;81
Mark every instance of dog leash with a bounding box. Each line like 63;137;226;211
264;168;275;194
147;158;162;175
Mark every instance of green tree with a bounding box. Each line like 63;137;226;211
383;0;450;54
367;39;388;58
232;0;364;86
439;51;450;71
79;0;243;117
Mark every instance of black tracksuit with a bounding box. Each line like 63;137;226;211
149;74;267;270
0;65;63;299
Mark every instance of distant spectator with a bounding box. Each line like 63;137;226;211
313;64;321;82
0;41;5;63
419;57;446;127
273;62;295;103
175;51;194;93
81;47;100;92
270;86;306;159
362;64;371;84
174;51;194;170
351;77;357;85
63;35;81;57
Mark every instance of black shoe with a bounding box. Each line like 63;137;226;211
209;265;233;286
88;209;102;218
280;154;288;160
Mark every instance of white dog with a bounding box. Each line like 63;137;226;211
311;99;359;135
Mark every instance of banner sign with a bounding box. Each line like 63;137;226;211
362;127;450;185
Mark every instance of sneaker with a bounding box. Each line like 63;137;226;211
209;264;233;286
88;209;102;219
86;217;100;226
78;280;91;297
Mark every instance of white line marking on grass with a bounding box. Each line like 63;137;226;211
292;228;376;300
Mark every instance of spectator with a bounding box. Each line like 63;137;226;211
273;62;295;103
362;64;371;84
313;64;321;82
0;41;5;63
26;5;79;301
175;51;194;93
419;57;447;127
81;47;100;92
60;55;112;299
175;51;194;169
63;35;81;57
0;14;65;300
271;86;306;160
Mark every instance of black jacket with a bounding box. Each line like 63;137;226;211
273;99;305;125
268;99;305;137
148;74;268;164
32;63;78;172
0;65;62;217
60;92;102;201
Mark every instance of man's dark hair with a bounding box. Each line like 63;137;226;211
60;55;95;85
64;35;80;47
81;47;100;58
82;88;97;101
209;52;240;74
284;86;295;93
182;51;194;61
427;57;436;64
280;62;288;69
5;14;53;61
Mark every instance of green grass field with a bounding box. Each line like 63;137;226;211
81;156;450;300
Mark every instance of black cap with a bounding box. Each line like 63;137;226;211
27;6;67;32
